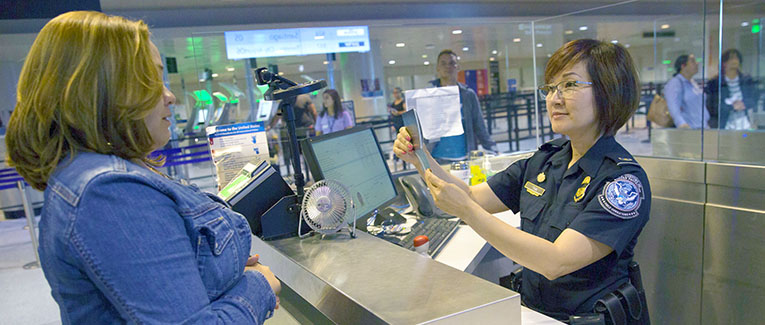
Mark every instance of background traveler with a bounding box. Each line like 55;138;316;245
705;48;760;130
315;88;354;135
428;49;496;163
663;54;709;129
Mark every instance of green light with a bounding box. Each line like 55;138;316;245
696;57;702;63
662;60;672;65
230;98;239;104
311;90;319;96
753;24;761;34
753;19;760;24
194;125;200;130
192;90;213;106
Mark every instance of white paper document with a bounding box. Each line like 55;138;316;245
404;86;463;140
206;121;269;190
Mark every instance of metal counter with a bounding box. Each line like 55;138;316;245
635;156;765;325
251;231;520;324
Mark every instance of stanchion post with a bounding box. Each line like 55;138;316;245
17;180;40;269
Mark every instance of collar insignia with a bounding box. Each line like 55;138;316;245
574;176;591;202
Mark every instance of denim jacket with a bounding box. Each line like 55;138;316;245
38;152;276;324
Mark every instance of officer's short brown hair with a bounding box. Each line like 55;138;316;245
544;39;640;136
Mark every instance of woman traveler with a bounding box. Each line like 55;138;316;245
315;88;354;135
705;48;760;129
394;39;650;321
5;11;279;324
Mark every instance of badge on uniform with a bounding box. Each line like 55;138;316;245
536;172;546;183
597;174;644;219
524;181;545;197
573;176;591;202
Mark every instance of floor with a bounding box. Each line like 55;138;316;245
0;116;652;324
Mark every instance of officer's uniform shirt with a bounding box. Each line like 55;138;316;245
487;136;650;320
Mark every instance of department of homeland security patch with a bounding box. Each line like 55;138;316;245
597;174;644;219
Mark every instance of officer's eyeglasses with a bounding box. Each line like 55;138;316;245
538;80;593;97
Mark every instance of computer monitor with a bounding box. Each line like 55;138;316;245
257;100;277;122
302;126;397;222
341;100;356;123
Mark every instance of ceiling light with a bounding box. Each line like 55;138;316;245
199;78;206;82
298;64;304;72
513;38;521;43
579;26;588;31
457;56;461;60
424;61;430;65
278;72;284;76
661;24;670;29
489;57;495;61
388;60;396;65
314;35;325;40
564;30;573;35
452;29;463;35
491;50;498;55
547;54;552;58
625;44;631;48
536;43;543;47
211;73;219;78
611;40;618;44
226;67;235;72
741;21;750;27
395;42;405;48
422;54;428;58
462;47;469;51
323;60;329;65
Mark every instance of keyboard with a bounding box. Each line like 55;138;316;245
385;217;460;257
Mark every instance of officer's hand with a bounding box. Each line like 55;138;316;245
393;127;421;167
423;169;475;218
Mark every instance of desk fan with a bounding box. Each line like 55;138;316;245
299;179;356;238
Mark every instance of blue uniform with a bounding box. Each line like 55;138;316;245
487;136;650;320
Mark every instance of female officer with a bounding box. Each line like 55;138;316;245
394;39;650;320
6;11;279;323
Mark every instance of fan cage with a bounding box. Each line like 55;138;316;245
300;179;355;235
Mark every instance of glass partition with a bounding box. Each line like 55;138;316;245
150;0;765;186
711;1;765;164
532;0;709;160
158;18;549;182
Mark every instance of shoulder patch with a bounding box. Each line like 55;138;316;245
597;174;644;219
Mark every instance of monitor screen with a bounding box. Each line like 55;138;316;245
257;100;277;122
302;126;397;221
341;100;356;123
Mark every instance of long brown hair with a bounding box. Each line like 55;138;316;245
5;11;163;190
322;89;344;118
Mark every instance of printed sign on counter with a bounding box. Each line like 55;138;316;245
206;121;269;190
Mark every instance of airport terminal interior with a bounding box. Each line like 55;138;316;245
1;0;764;324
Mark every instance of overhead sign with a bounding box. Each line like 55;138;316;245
224;26;370;60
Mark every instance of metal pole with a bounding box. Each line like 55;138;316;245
18;181;40;269
530;21;541;147
245;58;258;121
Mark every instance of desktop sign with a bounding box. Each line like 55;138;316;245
206;121;269;190
224;26;370;60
